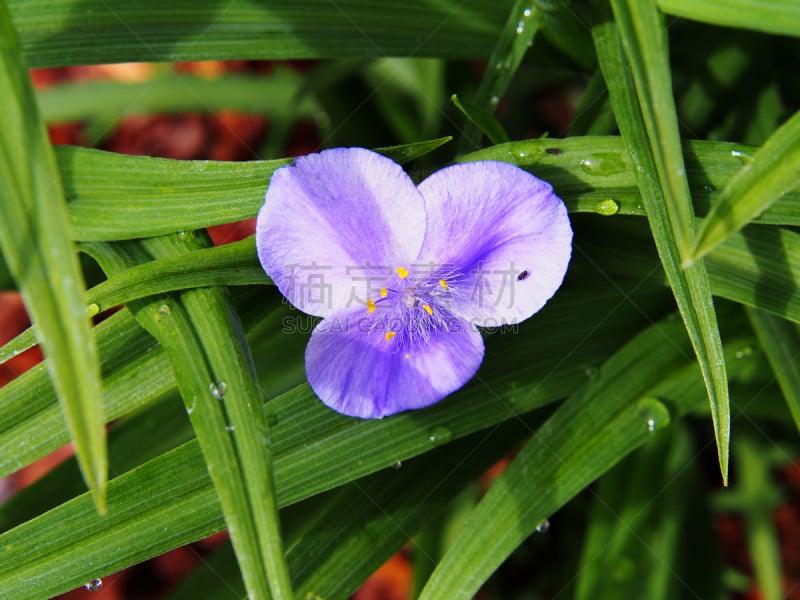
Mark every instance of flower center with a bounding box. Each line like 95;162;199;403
365;265;460;352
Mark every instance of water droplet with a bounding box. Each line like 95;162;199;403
535;518;550;533
226;425;235;432
735;345;754;359
583;365;599;378
702;183;716;192
177;230;187;239
209;381;227;400
489;95;500;106
594;198;620;216
84;579;103;592
731;149;753;164
392;461;402;470
523;7;533;17
526;39;533;48
87;303;100;317
428;426;453;446
579;152;628;176
516;21;525;34
518;150;528;159
494;61;504;71
186;399;195;415
636;397;671;432
158;304;171;315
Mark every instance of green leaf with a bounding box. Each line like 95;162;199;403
57;138;452;242
292;421;533;599
95;235;289;599
0;4;106;511
657;0;800;38
575;426;721;600
55;136;800;244
458;1;540;150
417;317;700;599
460;136;800;224
691;109;800;260
733;437;785;600
594;2;730;483
0;238;266;367
746;307;800;433
608;0;694;259
0;282;673;599
36;68;318;125
8;0;511;68
451;94;510;145
144;232;292;598
577;215;800;327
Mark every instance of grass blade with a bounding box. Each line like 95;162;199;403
692;109;800;260
657;0;800;37
608;0;693;259
451;94;510;145
595;2;730;483
9;0;511;68
143;233;293;598
746;307;800;433
458;0;540;151
418;317;699;599
0;4;106;510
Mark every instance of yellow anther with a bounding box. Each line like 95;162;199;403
395;266;409;279
366;299;376;313
380;287;388;298
423;304;433;315
439;279;448;289
385;331;397;341
404;353;410;359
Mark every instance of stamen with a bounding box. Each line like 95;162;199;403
385;331;396;341
439;279;448;289
380;287;388;298
422;304;433;315
367;299;376;313
395;266;409;279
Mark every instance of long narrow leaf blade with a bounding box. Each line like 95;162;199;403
746;307;800;433
692;109;800;260
657;0;800;37
8;0;511;68
418;318;698;599
0;3;106;510
595;2;730;482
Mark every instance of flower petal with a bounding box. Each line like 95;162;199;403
305;311;484;419
256;148;427;317
416;161;571;325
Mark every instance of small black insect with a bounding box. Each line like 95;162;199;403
545;147;562;155
517;270;529;281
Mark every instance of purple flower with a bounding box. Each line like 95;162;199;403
256;148;572;419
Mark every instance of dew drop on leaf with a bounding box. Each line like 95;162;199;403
730;149;753;164
209;381;227;399
594;198;620;216
428;426;453;446
84;579;103;592
636;397;671;433
535;518;550;533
